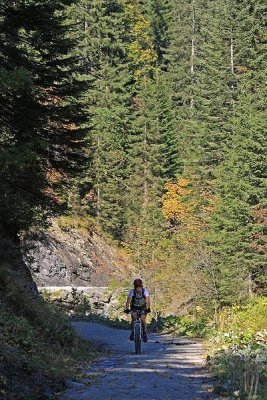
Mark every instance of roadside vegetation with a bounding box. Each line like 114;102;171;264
149;297;267;399
0;268;98;400
41;283;267;399
0;0;266;399
210;297;267;399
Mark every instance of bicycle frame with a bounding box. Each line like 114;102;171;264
131;310;146;354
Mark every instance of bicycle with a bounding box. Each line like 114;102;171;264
130;310;147;354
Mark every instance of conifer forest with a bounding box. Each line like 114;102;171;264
0;1;266;399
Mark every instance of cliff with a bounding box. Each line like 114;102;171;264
21;219;128;287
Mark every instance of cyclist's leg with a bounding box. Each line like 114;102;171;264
140;314;148;342
141;314;147;334
129;312;137;340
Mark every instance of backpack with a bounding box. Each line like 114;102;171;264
131;288;146;308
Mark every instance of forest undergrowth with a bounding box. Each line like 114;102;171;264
150;297;267;400
0;267;99;400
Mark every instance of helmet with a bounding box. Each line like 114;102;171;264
133;278;143;287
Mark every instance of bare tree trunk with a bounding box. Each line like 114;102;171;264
230;34;234;75
230;29;236;109
143;123;148;210
143;77;148;211
248;272;253;298
96;136;101;223
190;0;196;109
83;4;89;74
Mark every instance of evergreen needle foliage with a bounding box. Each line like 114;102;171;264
0;0;266;383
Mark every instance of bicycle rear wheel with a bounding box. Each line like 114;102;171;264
134;324;141;354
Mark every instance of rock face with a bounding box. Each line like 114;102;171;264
22;220;127;287
0;233;38;295
38;286;127;316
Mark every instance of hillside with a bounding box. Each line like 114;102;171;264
0;0;266;399
0;224;122;400
22;219;128;287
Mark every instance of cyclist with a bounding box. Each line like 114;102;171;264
124;278;151;342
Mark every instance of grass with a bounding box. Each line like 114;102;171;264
57;214;92;235
209;297;267;399
148;313;213;337
70;312;131;330
0;267;99;400
138;297;267;399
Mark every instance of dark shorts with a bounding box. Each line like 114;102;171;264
131;306;146;312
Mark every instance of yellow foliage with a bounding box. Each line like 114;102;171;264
216;297;267;340
162;178;196;225
163;175;218;227
133;16;150;36
124;0;157;79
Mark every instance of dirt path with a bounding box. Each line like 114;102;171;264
60;322;215;400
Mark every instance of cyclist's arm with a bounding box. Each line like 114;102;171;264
145;296;150;310
125;295;132;310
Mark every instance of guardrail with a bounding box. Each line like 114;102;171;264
38;286;108;290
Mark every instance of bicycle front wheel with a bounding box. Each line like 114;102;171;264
134;324;142;354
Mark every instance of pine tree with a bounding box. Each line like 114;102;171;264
66;0;134;239
207;0;267;303
141;0;171;63
163;0;196;173
191;0;234;179
0;0;85;236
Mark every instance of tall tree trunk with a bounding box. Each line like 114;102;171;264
190;0;196;109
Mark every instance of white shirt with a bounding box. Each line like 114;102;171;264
128;288;149;298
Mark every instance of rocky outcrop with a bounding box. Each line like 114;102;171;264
38;286;126;316
0;233;38;296
21;220;128;287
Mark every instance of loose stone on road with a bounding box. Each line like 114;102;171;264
60;322;215;400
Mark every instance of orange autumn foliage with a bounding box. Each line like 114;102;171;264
163;178;217;232
162;178;197;227
46;169;64;184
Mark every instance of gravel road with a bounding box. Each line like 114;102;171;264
60;322;215;400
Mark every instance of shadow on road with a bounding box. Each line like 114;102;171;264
60;321;215;400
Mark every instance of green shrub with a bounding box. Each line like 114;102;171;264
216;297;267;343
3;279;75;346
150;314;212;337
211;345;267;399
209;297;267;399
58;215;91;233
0;310;37;351
0;266;97;400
